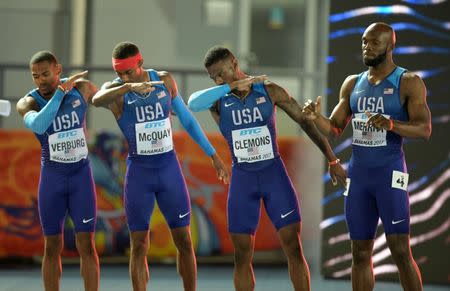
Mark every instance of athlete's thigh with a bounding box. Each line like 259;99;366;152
68;162;97;233
156;158;191;229
38;166;68;235
124;162;156;231
375;159;410;235
345;163;379;240
260;159;300;230
227;166;261;235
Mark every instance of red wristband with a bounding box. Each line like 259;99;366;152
388;118;394;131
328;159;340;166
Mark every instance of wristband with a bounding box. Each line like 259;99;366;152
388;118;394;131
58;85;68;94
328;159;340;166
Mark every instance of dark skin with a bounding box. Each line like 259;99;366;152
208;56;347;186
206;55;346;291
92;56;229;291
17;62;97;118
16;60;99;291
303;22;428;291
92;59;229;183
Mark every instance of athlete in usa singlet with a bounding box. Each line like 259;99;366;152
346;66;410;239
29;84;96;235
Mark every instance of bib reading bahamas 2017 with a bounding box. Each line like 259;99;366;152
135;117;173;155
231;125;273;163
352;112;390;147
48;128;88;163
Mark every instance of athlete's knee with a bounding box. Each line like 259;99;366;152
234;245;253;265
130;234;149;257
173;233;193;254
281;237;302;258
75;235;96;257
351;242;373;266
387;235;413;266
44;236;63;257
390;243;412;265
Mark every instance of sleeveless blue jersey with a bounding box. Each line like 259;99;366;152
349;66;409;167
29;79;89;166
218;82;279;171
116;70;175;167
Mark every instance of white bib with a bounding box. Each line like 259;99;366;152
231;125;274;163
352;113;390;147
135;117;173;155
48;128;88;163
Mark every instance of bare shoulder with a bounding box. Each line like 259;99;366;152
157;70;175;86
157;70;177;97
401;71;424;87
16;95;39;116
262;80;288;103
339;74;359;101
400;71;426;100
74;79;91;88
157;70;170;77
157;70;173;82
342;74;359;90
263;79;282;92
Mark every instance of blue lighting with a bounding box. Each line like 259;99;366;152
330;23;450;40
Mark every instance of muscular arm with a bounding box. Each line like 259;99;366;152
91;81;128;108
74;79;99;104
394;73;431;140
17;90;65;134
91;81;126;119
316;75;355;139
161;71;217;156
266;81;337;162
16;95;40;118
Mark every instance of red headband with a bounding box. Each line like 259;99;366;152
112;53;143;71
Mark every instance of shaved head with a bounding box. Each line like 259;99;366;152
365;22;396;48
362;22;396;67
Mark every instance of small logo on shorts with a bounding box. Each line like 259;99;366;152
179;212;190;219
392;219;405;225
281;209;295;219
82;218;94;224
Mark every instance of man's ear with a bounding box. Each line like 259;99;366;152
56;63;62;76
138;58;144;67
232;57;238;70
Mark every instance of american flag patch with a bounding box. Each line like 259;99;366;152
362;131;373;139
151;140;162;147
72;99;81;108
157;91;166;99
247;147;259;154
383;88;394;95
256;96;266;104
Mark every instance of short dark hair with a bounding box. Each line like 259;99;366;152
112;41;140;59
203;46;234;67
29;51;58;66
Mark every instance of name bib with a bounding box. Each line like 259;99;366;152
48;128;88;163
135;117;173;155
352;113;390;147
231;125;274;163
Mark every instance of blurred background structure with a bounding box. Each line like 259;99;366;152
0;0;448;290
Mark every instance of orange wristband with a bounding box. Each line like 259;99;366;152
328;159;340;166
58;85;68;94
388;118;394;131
